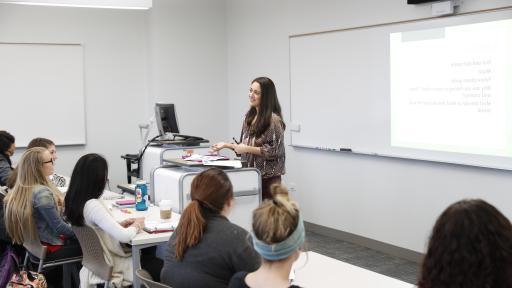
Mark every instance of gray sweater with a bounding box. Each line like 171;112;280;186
160;211;261;288
0;153;12;187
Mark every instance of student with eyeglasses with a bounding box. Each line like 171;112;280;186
28;137;68;187
6;137;69;190
0;130;15;187
211;77;286;200
4;147;82;286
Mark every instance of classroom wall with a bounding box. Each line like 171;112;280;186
147;0;229;143
225;0;512;253
0;4;149;188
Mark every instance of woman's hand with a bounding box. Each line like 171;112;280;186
130;218;145;232
119;218;135;228
233;143;248;154
210;142;233;153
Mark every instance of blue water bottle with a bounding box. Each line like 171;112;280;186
135;180;148;211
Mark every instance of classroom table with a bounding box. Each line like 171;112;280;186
292;252;415;288
107;198;180;288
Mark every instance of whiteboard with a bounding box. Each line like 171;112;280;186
289;8;512;171
0;43;86;147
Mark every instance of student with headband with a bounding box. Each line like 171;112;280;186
228;184;305;288
160;168;261;288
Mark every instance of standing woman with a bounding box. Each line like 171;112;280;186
0;130;15;187
212;77;286;200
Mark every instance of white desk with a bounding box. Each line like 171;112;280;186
293;252;415;288
107;199;180;288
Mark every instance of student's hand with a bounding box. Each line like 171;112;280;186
131;218;145;232
119;218;135;228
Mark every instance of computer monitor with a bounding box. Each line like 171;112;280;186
155;103;179;137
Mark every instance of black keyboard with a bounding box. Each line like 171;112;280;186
173;134;204;141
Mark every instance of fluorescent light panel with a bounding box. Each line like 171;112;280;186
0;0;152;9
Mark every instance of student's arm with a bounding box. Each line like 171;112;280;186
84;199;138;243
33;188;74;238
230;232;261;272
0;159;11;186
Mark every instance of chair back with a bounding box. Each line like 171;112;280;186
71;225;113;281
22;230;47;260
136;268;172;288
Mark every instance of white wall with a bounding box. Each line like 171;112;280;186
147;0;229;143
226;0;512;253
0;4;149;188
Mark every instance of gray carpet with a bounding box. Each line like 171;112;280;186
305;230;420;284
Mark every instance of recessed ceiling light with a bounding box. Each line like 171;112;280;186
0;0;152;9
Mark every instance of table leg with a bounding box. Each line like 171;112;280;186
132;245;142;288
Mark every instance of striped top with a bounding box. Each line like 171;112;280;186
240;113;285;178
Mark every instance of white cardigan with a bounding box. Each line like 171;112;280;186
79;198;138;288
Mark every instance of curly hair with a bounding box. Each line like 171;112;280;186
418;199;512;288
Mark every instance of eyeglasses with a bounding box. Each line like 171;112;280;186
43;159;54;165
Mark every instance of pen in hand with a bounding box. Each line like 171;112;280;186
232;137;240;144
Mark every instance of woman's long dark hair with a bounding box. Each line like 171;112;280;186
0;130;15;167
174;168;233;260
64;153;108;226
245;77;285;137
418;199;512;288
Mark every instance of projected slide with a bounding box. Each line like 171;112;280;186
390;19;512;157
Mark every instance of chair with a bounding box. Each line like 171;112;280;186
136;268;172;288
71;225;114;288
22;230;82;286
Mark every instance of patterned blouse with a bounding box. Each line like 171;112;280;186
240;113;285;178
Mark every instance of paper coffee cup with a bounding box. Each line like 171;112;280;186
159;200;172;219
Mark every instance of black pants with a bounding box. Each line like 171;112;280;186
32;238;82;288
141;246;164;282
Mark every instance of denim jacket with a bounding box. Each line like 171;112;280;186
32;185;75;245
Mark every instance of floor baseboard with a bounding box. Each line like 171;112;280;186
305;221;424;264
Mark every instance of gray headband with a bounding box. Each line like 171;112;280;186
252;213;305;261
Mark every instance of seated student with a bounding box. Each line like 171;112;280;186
0;130;15;187
418;199;512;288
28;137;68;187
64;153;161;287
3;147;82;286
228;184;304;288
160;168;261;288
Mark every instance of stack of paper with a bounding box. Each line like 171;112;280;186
144;220;176;233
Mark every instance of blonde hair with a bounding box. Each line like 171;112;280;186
4;147;62;244
252;184;299;245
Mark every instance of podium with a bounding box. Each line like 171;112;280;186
151;165;261;232
140;145;211;183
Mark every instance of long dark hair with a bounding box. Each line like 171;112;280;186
174;168;233;260
418;199;512;288
64;153;108;226
245;77;285;137
0;130;15;167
